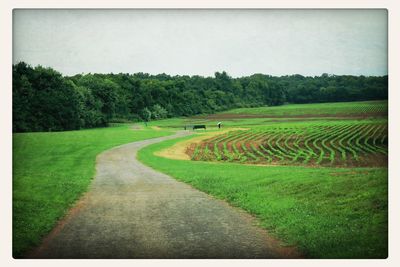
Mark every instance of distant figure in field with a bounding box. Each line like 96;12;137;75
217;122;222;129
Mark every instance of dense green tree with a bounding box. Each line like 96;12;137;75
13;63;82;132
72;83;105;127
13;73;34;132
140;107;152;122
12;62;388;132
151;104;168;120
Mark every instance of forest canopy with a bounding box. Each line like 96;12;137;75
12;62;388;132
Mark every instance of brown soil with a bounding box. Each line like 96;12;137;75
236;142;245;153
185;143;197;159
245;142;254;151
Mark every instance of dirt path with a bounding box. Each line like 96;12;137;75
29;131;298;259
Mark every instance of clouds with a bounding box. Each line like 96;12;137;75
13;9;387;77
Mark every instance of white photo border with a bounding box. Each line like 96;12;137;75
1;1;398;267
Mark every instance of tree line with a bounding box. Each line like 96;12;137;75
12;62;388;132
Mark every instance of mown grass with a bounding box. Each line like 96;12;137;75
138;135;388;258
13;124;172;257
222;100;388;116
148;101;388;130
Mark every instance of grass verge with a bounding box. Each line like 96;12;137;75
138;135;388;258
13;124;172;257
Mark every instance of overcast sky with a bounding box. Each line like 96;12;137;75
13;9;387;77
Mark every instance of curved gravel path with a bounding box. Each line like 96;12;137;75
29;131;298;259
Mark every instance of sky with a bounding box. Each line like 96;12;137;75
13;9;388;77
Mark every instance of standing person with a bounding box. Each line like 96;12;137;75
217;122;221;129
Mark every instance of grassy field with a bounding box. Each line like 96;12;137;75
144;101;388;131
12;124;172;257
220;100;387;117
139;100;388;258
138;135;388;258
145;115;353;130
13;100;388;258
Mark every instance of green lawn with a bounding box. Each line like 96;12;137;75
12;124;172;257
138;135;388;258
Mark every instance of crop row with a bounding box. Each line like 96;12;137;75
187;122;388;167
